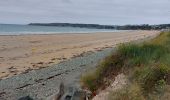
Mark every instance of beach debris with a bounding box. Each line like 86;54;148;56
37;62;44;65
47;82;92;100
48;62;54;64
8;66;18;74
62;57;67;60
51;58;57;61
29;40;41;43
21;68;33;74
8;66;16;70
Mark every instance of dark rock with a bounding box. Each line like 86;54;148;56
63;88;92;100
71;91;86;100
47;83;92;100
18;96;33;100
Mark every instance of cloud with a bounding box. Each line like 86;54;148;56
62;0;71;3
0;0;170;25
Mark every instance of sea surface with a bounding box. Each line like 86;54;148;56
0;24;122;35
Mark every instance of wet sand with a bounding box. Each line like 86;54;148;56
0;31;159;79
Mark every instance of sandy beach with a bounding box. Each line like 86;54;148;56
0;31;159;79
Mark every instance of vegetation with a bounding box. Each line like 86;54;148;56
29;23;170;30
81;31;170;99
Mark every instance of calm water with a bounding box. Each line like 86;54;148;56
0;24;121;35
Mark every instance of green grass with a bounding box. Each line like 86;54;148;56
81;31;170;99
81;54;123;92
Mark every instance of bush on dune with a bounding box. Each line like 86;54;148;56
82;31;170;99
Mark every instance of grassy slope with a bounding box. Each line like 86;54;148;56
81;31;170;100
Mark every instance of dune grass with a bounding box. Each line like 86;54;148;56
81;31;170;99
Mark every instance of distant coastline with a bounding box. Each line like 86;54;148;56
29;23;170;30
0;23;169;35
0;24;119;35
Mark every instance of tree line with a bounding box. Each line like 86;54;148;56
29;23;170;30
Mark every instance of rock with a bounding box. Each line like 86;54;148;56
61;86;75;100
47;83;92;100
71;91;86;100
18;96;33;100
61;88;92;100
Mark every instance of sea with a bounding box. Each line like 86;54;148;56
0;24;122;35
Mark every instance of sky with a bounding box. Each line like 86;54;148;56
0;0;170;25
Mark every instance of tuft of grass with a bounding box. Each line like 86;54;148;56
118;44;167;66
108;83;145;100
134;64;169;94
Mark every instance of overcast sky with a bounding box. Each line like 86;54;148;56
0;0;170;25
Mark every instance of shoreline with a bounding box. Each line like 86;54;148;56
0;30;159;79
0;30;131;36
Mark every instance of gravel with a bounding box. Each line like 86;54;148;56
0;48;114;100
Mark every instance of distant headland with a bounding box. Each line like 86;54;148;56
29;23;170;30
